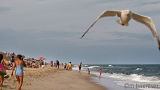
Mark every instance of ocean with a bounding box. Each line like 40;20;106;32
73;64;160;90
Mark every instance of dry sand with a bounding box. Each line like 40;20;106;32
2;67;106;90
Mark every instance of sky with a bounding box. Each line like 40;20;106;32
0;0;160;64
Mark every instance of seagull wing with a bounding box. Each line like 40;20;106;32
132;13;160;50
132;13;158;38
81;11;121;39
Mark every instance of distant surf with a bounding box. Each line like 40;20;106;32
73;64;160;90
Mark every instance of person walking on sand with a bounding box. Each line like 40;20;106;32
11;54;25;90
78;62;82;72
0;54;7;89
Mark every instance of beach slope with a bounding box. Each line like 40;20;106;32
4;68;106;90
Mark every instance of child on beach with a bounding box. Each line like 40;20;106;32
64;63;67;70
87;68;90;75
0;54;7;89
99;69;102;80
99;69;102;76
11;54;25;90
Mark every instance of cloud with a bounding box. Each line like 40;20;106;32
0;0;160;64
0;6;10;13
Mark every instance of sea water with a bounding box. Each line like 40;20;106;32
73;64;160;90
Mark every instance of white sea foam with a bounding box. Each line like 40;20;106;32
108;65;113;67
84;65;88;67
136;68;142;71
74;65;160;83
74;65;160;90
91;72;160;90
100;73;160;83
73;65;100;72
87;66;100;69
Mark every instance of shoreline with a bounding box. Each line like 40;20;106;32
2;67;107;90
72;66;140;90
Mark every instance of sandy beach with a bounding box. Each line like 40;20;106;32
2;67;106;90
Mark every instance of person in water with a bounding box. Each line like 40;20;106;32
11;54;25;90
99;69;102;80
99;69;102;76
78;62;82;72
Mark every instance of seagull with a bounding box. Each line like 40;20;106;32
81;10;160;50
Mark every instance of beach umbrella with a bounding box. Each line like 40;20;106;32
37;57;46;60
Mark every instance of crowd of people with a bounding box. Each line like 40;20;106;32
0;53;68;90
0;52;103;90
24;59;46;68
50;60;73;71
0;54;25;90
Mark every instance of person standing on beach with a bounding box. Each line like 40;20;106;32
99;69;102;80
78;62;82;72
39;60;42;68
87;68;90;75
0;54;7;89
56;60;60;69
64;63;67;70
99;69;102;76
68;62;72;70
11;54;25;90
11;52;15;67
50;61;53;67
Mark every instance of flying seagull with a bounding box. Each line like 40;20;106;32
81;10;160;50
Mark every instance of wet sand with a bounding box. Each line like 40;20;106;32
2;67;106;90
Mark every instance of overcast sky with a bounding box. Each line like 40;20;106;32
0;0;160;64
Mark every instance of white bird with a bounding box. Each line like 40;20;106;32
81;10;160;50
